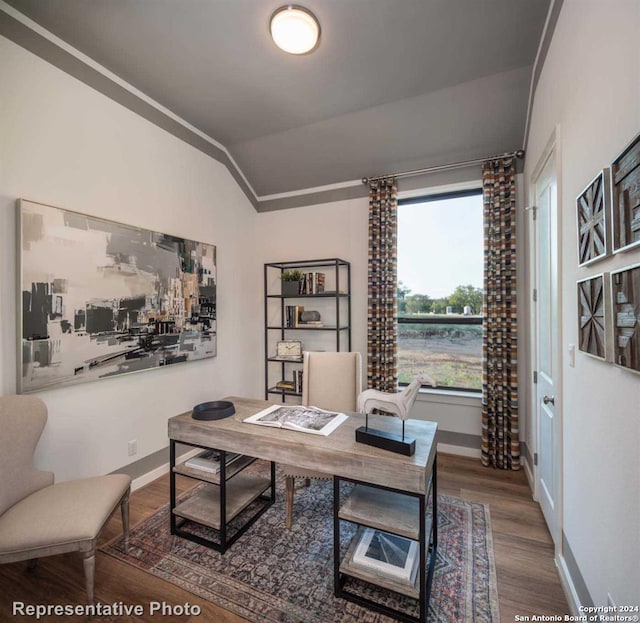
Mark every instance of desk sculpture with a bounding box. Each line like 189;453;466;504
355;374;436;455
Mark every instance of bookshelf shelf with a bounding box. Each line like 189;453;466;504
266;326;349;331
264;259;351;403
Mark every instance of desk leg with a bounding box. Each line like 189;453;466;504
169;440;176;535
271;461;276;502
419;490;427;622
220;450;227;553
333;476;340;597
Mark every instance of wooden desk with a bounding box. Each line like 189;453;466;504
168;396;438;623
169;396;437;493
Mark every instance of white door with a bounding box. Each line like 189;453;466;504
532;145;562;547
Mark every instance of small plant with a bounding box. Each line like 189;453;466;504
281;269;302;282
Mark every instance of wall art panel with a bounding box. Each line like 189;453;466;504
576;169;609;266
577;274;607;360
18;199;217;392
611;263;640;374
611;132;640;253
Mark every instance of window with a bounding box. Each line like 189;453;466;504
397;189;483;392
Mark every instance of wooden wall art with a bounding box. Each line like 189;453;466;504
611;263;640;373
577;274;607;360
576;170;609;266
611;132;640;253
18;199;217;392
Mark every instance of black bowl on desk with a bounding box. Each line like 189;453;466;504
192;401;235;420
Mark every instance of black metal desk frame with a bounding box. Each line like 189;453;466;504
169;439;276;554
333;456;437;623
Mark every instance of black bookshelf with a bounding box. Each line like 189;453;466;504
264;258;351;402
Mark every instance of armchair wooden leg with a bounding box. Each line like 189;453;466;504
121;491;130;553
27;559;38;571
81;548;95;606
304;478;311;487
285;475;294;530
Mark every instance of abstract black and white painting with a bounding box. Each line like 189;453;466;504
18;199;217;392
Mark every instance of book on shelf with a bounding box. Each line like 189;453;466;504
243;404;347;436
298;320;323;327
293;369;303;394
184;450;242;474
275;379;296;391
298;272;326;295
350;527;419;586
285;305;304;328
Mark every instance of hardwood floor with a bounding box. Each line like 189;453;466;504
0;454;568;622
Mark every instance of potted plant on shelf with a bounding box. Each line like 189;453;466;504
281;269;302;296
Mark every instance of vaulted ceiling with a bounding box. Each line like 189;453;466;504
6;0;551;197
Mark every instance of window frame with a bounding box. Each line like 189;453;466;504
397;187;484;394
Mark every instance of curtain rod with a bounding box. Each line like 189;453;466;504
361;149;525;184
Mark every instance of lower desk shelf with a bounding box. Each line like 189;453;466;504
169;440;276;553
173;473;272;530
333;457;437;623
339;525;425;599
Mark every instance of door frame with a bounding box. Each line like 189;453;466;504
528;125;563;554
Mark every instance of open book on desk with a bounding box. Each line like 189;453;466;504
243;404;348;436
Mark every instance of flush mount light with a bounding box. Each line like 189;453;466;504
270;5;320;55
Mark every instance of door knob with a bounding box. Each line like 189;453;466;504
543;395;555;405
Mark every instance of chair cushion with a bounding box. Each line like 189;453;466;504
0;474;130;555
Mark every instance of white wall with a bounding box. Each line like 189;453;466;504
0;36;262;481
256;193;484;451
525;0;640;606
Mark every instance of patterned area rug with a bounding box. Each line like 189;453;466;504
102;464;499;623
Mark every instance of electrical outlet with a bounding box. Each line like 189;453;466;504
568;344;576;368
128;439;137;457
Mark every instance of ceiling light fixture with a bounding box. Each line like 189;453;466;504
270;5;320;55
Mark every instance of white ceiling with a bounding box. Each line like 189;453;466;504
6;0;551;196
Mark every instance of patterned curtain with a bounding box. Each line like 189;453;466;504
367;179;398;392
481;158;520;470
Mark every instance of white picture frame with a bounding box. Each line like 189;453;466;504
351;527;419;585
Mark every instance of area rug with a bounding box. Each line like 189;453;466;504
102;465;499;623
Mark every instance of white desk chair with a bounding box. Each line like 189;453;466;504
282;351;362;529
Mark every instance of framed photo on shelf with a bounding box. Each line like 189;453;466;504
577;274;609;361
576;169;609;266
351;527;419;585
611;132;640;254
610;263;640;374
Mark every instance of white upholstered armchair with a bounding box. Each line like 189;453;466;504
282;351;362;529
0;395;131;605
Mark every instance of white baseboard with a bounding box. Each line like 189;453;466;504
522;454;535;491
557;553;581;616
437;442;481;458
131;447;201;492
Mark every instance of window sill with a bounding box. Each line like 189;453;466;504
415;387;482;407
